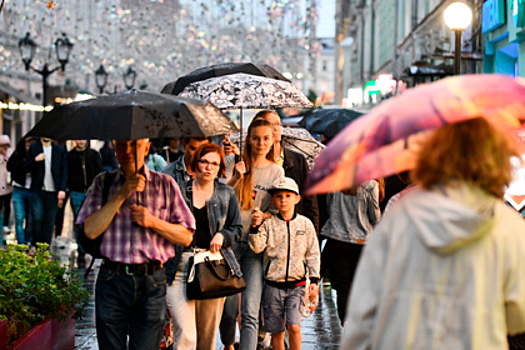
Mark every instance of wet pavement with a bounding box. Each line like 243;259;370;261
72;256;343;349
71;256;343;350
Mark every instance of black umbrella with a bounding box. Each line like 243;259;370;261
26;90;238;141
161;63;313;155
160;62;290;96
299;108;363;138
26;90;238;209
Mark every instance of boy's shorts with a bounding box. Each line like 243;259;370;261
263;283;306;334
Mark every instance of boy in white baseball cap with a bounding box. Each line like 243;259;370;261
249;177;320;350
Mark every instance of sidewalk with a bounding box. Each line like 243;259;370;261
73;260;343;350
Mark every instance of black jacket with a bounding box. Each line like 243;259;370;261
100;145;119;171
24;142;67;193
283;147;320;234
7;139;29;187
67;148;103;193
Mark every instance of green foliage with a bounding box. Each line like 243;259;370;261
307;89;318;104
0;243;89;345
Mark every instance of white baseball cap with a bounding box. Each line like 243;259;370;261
0;135;10;146
268;177;300;196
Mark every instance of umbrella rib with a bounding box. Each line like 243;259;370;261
430;100;448;126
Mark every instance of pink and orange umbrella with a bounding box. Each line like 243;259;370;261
305;74;525;195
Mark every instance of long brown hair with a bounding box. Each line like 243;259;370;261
413;118;520;198
238;119;276;210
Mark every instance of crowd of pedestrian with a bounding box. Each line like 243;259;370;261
3;102;525;350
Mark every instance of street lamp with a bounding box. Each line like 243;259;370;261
444;2;473;75
18;32;74;111
18;33;36;71
123;67;137;90
55;33;74;71
95;64;108;94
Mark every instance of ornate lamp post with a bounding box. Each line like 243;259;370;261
18;32;74;110
95;64;108;94
123;67;137;90
444;2;473;75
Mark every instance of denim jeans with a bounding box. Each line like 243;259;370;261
31;191;59;245
221;241;264;350
12;187;34;245
95;264;167;350
69;191;86;253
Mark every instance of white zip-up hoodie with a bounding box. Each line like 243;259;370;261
249;213;320;287
341;184;525;350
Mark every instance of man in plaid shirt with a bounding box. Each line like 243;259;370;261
76;139;195;350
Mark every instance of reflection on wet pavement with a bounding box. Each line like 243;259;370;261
73;257;342;350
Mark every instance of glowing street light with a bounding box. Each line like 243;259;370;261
444;2;473;75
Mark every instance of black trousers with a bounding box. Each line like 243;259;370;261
0;193;11;227
321;238;364;325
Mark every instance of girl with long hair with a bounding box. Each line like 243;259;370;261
221;119;284;350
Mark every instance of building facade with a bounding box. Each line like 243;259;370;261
482;0;525;76
339;0;484;106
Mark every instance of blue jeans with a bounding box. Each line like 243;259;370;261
12;187;34;245
96;264;167;350
69;191;86;253
221;241;264;350
31;191;59;245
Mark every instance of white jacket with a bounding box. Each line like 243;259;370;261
341;185;525;350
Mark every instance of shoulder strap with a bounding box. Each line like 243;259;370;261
102;171;114;205
84;171;115;278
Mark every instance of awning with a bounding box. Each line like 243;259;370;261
0;82;40;105
405;64;454;77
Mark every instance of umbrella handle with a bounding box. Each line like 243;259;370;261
240;109;243;157
133;142;140;227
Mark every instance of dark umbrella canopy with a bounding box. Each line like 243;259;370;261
26;90;238;141
161;62;290;96
299;108;363;137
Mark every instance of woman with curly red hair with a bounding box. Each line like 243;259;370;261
341;118;525;350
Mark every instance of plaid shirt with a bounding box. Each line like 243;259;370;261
76;166;195;264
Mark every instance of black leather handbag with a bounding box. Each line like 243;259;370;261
186;250;246;300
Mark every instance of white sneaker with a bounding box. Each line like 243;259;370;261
53;236;66;249
2;226;10;234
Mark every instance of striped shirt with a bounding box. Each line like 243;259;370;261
76;166;195;264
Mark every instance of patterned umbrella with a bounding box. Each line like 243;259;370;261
161;63;313;155
174;73;312;110
305;74;525;195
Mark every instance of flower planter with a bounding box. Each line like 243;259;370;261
2;310;75;350
0;320;7;350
